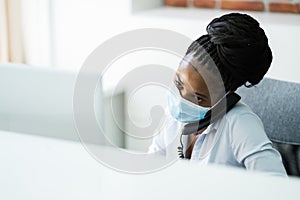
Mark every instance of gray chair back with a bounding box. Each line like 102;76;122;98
237;78;300;177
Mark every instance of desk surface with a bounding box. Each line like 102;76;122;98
0;130;300;200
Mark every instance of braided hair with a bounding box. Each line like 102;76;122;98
186;13;273;91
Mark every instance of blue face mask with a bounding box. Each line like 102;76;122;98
166;91;210;123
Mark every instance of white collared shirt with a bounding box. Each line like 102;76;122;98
148;101;287;176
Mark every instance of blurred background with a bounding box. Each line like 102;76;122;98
0;0;300;153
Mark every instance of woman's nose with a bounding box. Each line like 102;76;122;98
179;89;188;99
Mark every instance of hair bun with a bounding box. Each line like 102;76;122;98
206;13;272;87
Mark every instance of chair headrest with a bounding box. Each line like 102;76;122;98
237;78;300;145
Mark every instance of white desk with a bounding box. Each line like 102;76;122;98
0;130;299;200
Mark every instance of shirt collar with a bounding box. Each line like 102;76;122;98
202;117;223;135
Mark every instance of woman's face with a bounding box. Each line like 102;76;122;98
174;61;212;107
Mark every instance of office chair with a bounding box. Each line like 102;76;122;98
237;78;300;177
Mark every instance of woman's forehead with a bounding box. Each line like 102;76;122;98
177;63;208;91
177;61;225;98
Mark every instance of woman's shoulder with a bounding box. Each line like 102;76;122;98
225;101;257;118
222;101;272;151
224;101;263;128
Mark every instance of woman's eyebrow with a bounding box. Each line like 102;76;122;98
195;92;208;99
176;73;184;85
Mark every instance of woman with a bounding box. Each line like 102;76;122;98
148;13;287;176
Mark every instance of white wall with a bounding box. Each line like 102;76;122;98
51;3;300;83
21;0;52;67
51;0;132;69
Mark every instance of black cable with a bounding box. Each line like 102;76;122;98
177;132;184;159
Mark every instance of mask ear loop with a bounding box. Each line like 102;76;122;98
209;90;231;111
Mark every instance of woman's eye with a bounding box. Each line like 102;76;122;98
196;96;204;103
174;80;183;89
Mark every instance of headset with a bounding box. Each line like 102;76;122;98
178;92;241;158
